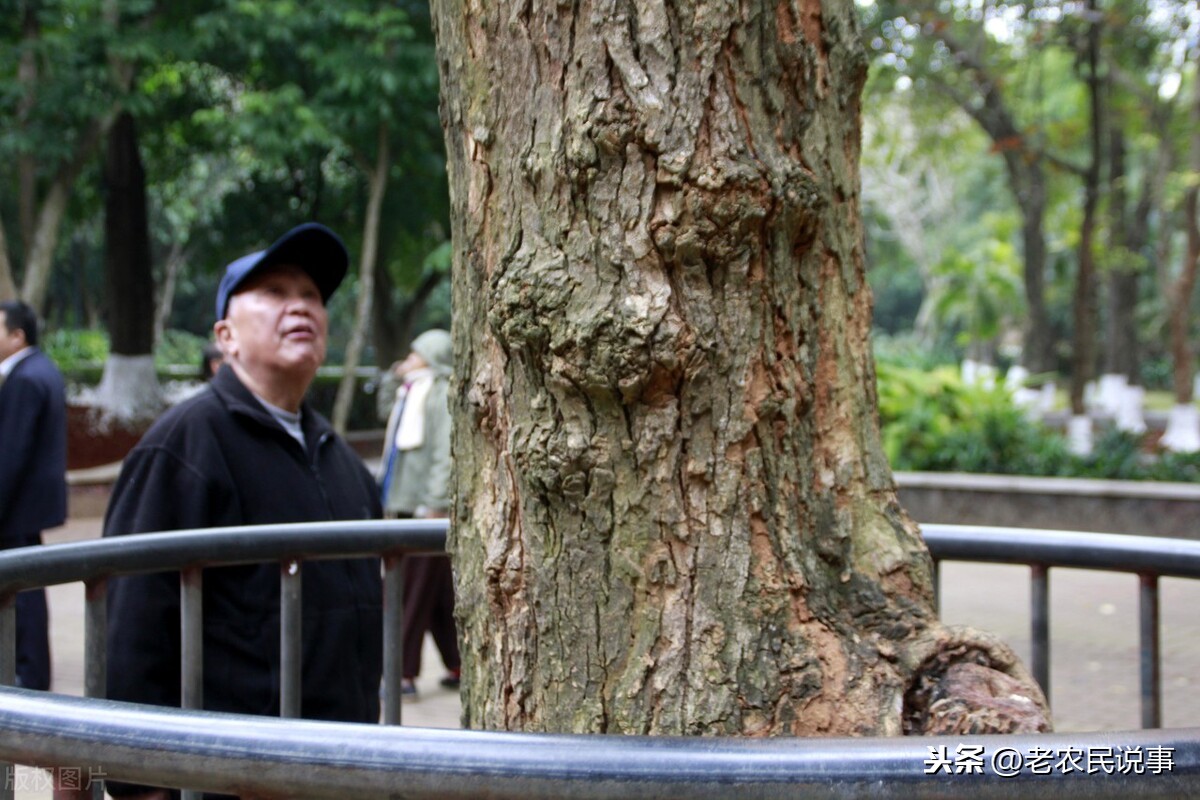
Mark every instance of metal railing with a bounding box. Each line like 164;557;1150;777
1;520;1199;798
922;523;1200;729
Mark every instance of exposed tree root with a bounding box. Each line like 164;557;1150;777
901;626;1052;735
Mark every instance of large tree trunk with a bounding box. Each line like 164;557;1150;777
94;111;163;424
433;0;1049;738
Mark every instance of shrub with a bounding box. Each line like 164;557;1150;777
876;361;1071;475
42;329;109;370
876;360;1200;482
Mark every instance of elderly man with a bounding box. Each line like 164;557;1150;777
0;300;67;692
104;224;382;800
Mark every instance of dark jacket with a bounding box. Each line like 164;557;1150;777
0;347;67;546
104;365;382;748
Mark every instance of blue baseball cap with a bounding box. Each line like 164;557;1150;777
215;223;349;319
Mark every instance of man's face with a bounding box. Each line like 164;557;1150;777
214;264;328;382
0;311;26;362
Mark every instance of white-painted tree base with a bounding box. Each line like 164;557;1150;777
1160;404;1200;453
1114;385;1147;435
1067;414;1094;456
76;354;165;425
1038;382;1057;415
1096;373;1129;417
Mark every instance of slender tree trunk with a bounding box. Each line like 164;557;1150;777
1170;44;1200;405
153;241;187;347
1021;170;1054;374
333;123;390;434
0;221;15;301
434;0;1048;738
918;19;1055;374
10;0;124;313
1070;1;1103;416
18;1;39;256
19;117;112;313
371;266;445;369
1105;121;1139;379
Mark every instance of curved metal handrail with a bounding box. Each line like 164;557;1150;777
0;519;446;593
921;524;1200;578
6;521;1198;593
3;522;1200;798
0;688;1197;799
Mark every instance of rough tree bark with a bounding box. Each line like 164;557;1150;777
432;0;1049;737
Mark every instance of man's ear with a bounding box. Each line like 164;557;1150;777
213;319;235;355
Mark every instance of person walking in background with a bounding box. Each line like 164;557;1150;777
0;300;68;691
103;223;383;800
379;329;459;695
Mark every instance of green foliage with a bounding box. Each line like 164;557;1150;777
929;213;1024;351
42;328;109;371
44;325;381;429
871;332;956;372
1150;450;1200;483
876;360;1200;483
154;329;210;368
876;361;1070;475
42;327;207;370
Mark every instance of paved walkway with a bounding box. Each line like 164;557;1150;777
11;517;1200;797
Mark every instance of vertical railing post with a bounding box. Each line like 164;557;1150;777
280;560;303;719
1030;563;1050;704
0;593;14;688
382;553;404;726
1;592;15;800
84;579;107;700
180;568;203;800
84;579;107;800
931;559;941;616
1139;572;1162;729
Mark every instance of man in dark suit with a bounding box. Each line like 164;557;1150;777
0;300;68;690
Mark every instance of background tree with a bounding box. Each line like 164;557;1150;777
868;0;1067;374
185;0;447;423
94;109;164;422
434;0;1048;736
1160;30;1200;451
0;0;125;310
929;215;1025;365
1067;0;1104;430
